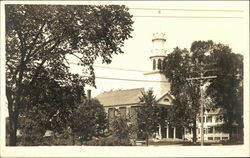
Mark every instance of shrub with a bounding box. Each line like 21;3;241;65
84;136;131;146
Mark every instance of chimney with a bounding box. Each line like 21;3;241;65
87;89;91;99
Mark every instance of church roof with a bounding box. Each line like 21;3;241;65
95;88;144;107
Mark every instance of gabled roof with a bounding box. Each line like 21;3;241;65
156;92;173;106
95;88;144;107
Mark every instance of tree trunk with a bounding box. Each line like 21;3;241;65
9;116;18;146
72;133;75;145
192;118;197;143
146;134;148;146
6;89;18;146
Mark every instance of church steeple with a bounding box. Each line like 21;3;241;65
144;32;170;98
150;32;167;72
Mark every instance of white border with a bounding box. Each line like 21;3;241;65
0;1;249;157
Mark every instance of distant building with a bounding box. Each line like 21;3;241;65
186;108;231;142
95;32;241;142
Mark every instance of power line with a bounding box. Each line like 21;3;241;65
129;7;244;13
94;65;149;73
70;62;150;73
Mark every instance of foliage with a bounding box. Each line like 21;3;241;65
84;136;131;146
163;47;201;142
69;99;108;143
205;43;243;138
5;5;133;146
136;89;158;145
191;41;243;138
110;116;130;140
163;40;243;141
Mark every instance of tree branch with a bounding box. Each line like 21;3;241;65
25;22;47;63
28;39;61;86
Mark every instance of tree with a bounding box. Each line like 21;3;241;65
16;76;85;145
5;5;133;146
136;90;158;146
163;47;201;142
110;115;130;141
69;99;108;144
205;43;243;140
163;40;243;142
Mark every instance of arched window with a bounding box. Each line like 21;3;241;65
162;59;166;70
158;59;162;70
153;59;156;70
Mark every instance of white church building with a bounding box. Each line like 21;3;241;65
95;32;231;142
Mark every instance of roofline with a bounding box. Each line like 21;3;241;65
156;92;173;103
103;102;140;107
144;71;164;75
152;38;166;42
95;88;145;96
150;55;167;59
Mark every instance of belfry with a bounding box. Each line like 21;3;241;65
144;32;170;98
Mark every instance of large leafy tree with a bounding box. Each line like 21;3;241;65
5;5;133;146
163;40;243;142
205;43;243;140
163;47;201;142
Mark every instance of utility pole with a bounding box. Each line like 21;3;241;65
187;63;217;146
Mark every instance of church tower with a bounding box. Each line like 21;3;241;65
144;32;170;98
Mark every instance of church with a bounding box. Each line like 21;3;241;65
95;32;233;142
96;32;184;140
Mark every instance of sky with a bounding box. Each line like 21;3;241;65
68;1;249;97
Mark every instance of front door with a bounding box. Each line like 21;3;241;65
162;127;167;138
169;127;174;138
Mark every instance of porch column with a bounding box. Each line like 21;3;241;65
213;126;215;141
183;128;186;140
173;127;176;139
166;125;169;139
159;124;162;139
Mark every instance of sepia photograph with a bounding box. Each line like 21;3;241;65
0;0;249;157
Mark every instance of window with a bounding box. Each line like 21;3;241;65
198;117;205;123
108;108;115;121
206;116;212;123
130;106;139;122
208;137;213;140
215;137;220;140
164;98;169;102
207;127;213;134
153;59;156;70
119;107;126;119
158;59;162;70
204;128;207;134
162;59;166;69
